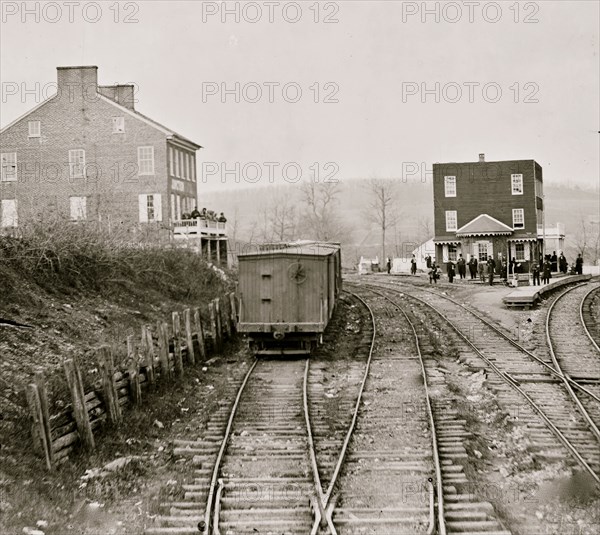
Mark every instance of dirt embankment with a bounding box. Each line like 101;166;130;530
0;224;233;535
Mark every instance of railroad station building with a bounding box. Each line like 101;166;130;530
433;154;545;273
0;65;228;265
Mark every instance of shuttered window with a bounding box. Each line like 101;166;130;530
138;194;162;222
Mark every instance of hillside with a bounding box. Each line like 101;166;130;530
202;180;599;265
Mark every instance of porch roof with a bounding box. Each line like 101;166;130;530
456;214;513;237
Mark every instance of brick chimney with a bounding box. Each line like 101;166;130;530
98;84;136;110
479;153;485;162
57;66;98;100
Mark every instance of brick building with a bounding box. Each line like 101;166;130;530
0;66;228;263
433;154;544;273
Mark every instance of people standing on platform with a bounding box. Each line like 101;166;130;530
532;263;540;286
457;254;466;279
478;260;486;283
426;255;432;269
447;261;456;283
468;257;475;279
410;254;417;275
510;257;516;276
542;258;552;284
429;263;438;284
575;254;583;275
501;256;508;282
559;253;567;274
487;257;496;286
551;251;558;272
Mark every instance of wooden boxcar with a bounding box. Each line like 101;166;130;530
237;241;342;355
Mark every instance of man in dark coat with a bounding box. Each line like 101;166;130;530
559;253;567;274
532;263;540;286
429;263;438;284
542;258;552;284
410;254;417;275
551;251;558;272
575;254;583;275
487;257;496;286
426;255;432;269
191;206;201;219
457;254;466;279
447;261;455;283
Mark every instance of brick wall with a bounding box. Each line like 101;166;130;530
1;67;199;231
433;159;541;241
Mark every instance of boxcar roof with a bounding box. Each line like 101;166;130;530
239;243;340;258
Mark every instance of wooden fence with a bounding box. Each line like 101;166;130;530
25;293;238;470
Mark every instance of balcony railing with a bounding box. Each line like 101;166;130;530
173;218;227;237
537;223;565;238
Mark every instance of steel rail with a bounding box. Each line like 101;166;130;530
545;285;600;442
353;280;600;484
203;359;259;533
355;284;446;535
373;278;600;404
319;291;377;507
581;284;600;354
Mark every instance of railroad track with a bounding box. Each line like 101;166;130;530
353;278;600;485
581;284;600;351
346;286;512;535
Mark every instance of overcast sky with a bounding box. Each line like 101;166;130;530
1;0;598;191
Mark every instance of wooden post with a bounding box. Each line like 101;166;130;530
127;335;142;404
97;346;122;425
172;312;184;377
34;371;54;466
63;358;95;451
221;297;232;339
142;326;155;385
183;309;195;365
157;321;171;380
194;308;206;361
229;292;237;334
209;300;219;352
215;298;223;348
26;383;52;470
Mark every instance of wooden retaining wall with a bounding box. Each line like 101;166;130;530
25;293;238;469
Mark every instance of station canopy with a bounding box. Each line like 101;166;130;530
455;214;513;237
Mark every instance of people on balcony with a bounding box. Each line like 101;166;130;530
218;212;227;223
191;206;201;219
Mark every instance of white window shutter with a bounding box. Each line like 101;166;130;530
139;194;148;222
487;242;493;257
442;245;449;263
154;194;162;222
523;244;530;261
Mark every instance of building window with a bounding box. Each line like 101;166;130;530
1;153;17;182
515;243;525;261
511;174;523;195
190;156;196;182
138;193;162;222
69;196;87;221
180;152;185;179
28;120;41;138
138;146;154;175
448;244;457;261
185;153;190;180
176;194;181;220
174;149;180;177
512;208;525;229
169;147;174;176
445;210;457;231
444;176;456;197
170;193;175;221
478;242;488;262
1;199;18;228
68;149;85;179
112;117;125;133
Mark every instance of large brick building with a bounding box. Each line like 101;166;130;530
433;154;544;273
0;66;208;243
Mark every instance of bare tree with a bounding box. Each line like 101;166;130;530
300;181;346;241
572;215;600;265
417;216;434;244
365;178;399;264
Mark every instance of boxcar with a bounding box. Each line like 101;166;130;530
237;241;342;355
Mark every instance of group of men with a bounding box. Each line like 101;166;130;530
424;250;584;287
185;207;227;223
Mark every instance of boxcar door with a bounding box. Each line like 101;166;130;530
259;258;274;324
